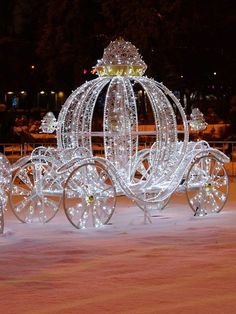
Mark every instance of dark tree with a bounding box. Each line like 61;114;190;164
37;0;104;90
0;0;46;91
100;0;164;77
0;0;235;109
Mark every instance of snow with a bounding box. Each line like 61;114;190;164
0;179;236;313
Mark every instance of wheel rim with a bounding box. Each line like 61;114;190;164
186;156;229;215
10;162;61;223
64;162;116;229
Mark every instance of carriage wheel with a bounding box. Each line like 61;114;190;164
9;162;61;223
63;161;116;229
186;155;229;216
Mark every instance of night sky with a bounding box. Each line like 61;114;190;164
0;0;235;94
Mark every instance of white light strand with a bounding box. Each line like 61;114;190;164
2;39;230;230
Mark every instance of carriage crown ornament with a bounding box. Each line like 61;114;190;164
94;38;147;76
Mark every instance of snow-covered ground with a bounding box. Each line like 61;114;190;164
1;178;236;314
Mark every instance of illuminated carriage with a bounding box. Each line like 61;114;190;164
4;39;230;229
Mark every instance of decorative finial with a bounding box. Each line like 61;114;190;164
40;112;57;133
94;38;147;76
189;108;208;131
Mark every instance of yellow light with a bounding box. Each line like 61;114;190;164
95;65;145;76
7;91;14;95
58;91;64;98
50;91;55;94
40;91;45;94
20;91;26;94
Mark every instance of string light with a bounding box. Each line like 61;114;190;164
5;39;230;230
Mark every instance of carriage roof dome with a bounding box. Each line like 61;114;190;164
94;38;147;76
57;38;189;168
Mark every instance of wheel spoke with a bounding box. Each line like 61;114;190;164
211;160;223;180
213;175;227;188
67;201;82;217
11;184;31;196
77;203;89;229
207;191;220;212
92;204;103;228
26;201;35;223
189;190;204;210
99;204;112;216
212;187;227;203
14;196;33;213
18;169;33;189
94;186;114;197
204;158;211;174
43;197;60;212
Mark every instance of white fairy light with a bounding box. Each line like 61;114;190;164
57;40;227;223
1;39;229;230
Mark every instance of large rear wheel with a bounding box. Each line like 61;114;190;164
64;161;116;229
186;156;229;216
10;162;61;223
